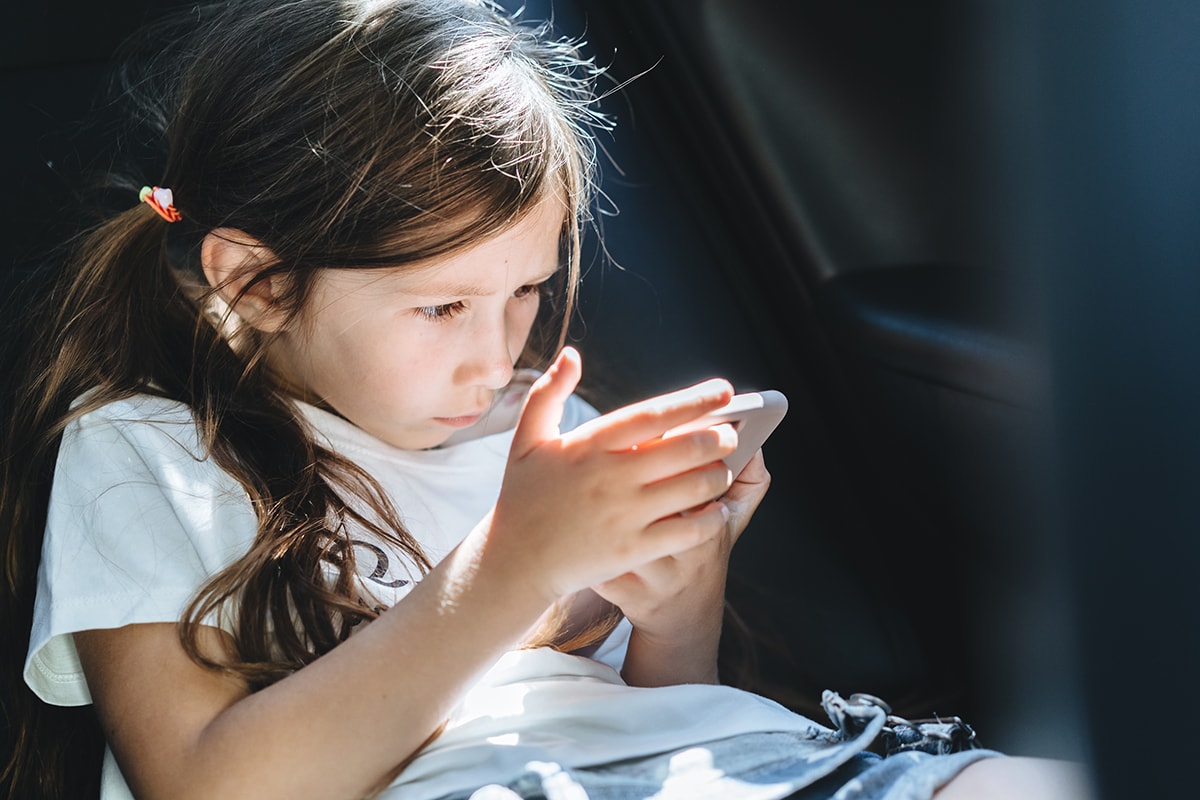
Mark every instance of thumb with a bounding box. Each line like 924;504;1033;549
509;346;582;460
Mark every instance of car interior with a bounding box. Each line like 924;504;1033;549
4;2;1200;799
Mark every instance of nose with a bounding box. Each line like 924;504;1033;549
456;314;516;390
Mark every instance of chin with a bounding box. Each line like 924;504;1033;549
382;428;454;452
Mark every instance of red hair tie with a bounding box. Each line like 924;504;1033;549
139;186;182;222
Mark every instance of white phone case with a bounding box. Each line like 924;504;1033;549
664;389;788;476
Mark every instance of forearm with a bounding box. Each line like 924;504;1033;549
206;541;547;795
87;520;555;800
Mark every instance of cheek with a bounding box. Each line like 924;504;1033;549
303;313;406;389
509;297;541;351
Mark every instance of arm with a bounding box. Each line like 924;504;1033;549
75;349;737;800
76;537;553;800
596;451;772;687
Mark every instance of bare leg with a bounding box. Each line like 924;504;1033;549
933;757;1094;800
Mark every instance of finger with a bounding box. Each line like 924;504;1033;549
723;453;770;509
593;569;646;601
509;347;582;460
641;462;733;520
723;453;770;544
594;556;674;599
638;501;730;560
731;449;769;485
623;423;738;484
571;378;734;452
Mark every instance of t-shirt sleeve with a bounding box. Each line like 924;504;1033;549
559;392;601;434
24;400;256;706
589;617;632;673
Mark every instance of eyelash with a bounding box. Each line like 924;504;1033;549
414;301;467;322
414;282;547;323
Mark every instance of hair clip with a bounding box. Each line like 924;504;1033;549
139;185;182;222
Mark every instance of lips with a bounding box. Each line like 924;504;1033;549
433;412;485;428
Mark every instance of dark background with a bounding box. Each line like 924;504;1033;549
4;3;1200;798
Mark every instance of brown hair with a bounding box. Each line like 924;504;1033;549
0;1;607;796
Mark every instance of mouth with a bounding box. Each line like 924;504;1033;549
433;412;485;428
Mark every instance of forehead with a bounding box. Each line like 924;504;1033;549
320;200;566;298
404;202;566;293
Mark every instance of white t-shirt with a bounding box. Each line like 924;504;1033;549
25;372;818;800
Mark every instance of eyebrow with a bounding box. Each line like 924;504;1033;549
408;264;562;298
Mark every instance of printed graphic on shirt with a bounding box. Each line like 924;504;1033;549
350;539;411;589
323;537;417;613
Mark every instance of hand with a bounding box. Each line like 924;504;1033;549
723;449;772;542
592;450;771;685
482;347;738;604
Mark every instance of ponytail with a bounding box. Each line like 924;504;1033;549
1;205;172;799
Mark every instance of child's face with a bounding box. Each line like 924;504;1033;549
268;199;565;450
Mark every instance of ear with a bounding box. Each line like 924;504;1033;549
200;228;288;333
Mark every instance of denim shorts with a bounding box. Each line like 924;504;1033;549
441;692;1001;800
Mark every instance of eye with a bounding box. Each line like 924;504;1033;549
414;301;467;322
513;281;550;300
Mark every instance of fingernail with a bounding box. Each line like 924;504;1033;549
719;502;730;522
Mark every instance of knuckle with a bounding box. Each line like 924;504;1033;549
613;537;638;562
686;475;716;505
679;517;710;545
695;514;725;544
687;431;713;460
708;464;732;494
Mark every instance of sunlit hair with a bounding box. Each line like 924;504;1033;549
0;1;609;796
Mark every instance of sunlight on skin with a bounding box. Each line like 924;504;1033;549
248;198;566;452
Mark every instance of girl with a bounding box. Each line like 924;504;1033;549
0;1;1090;798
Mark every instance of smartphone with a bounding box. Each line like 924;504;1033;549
664;389;788;476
